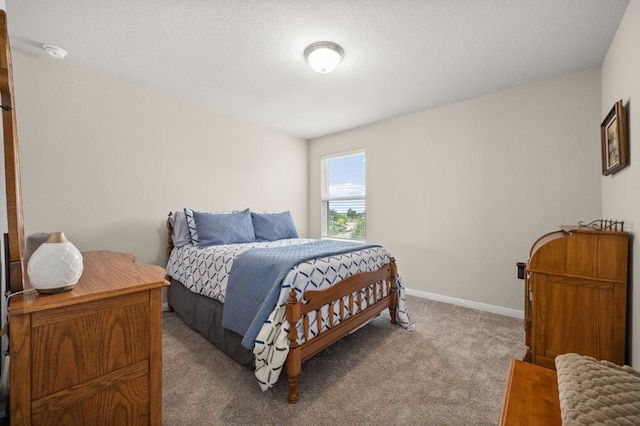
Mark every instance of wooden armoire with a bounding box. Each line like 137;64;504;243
522;224;629;369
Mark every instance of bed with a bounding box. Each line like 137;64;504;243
165;208;413;403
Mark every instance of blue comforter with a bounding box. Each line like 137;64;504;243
222;239;378;349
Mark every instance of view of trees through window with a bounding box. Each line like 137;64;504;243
322;152;366;241
327;205;366;241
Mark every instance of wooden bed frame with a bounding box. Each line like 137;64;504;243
166;214;398;403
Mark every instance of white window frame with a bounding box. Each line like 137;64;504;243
321;150;366;241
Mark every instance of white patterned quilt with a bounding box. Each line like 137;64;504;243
167;238;414;390
167;238;315;302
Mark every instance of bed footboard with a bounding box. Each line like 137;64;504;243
285;259;397;403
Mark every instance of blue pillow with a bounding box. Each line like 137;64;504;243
184;208;236;245
192;208;255;246
251;211;299;241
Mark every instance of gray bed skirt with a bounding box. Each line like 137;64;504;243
168;279;254;366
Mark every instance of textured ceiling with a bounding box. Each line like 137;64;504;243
6;0;630;139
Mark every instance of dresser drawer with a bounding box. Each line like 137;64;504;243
30;292;150;399
31;362;150;426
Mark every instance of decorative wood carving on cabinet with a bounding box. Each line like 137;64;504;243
523;224;629;368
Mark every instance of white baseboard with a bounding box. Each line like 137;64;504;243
405;288;524;319
162;302;170;312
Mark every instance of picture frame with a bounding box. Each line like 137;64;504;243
601;100;629;176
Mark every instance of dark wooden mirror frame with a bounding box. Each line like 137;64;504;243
1;10;26;293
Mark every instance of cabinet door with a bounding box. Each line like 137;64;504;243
532;273;625;368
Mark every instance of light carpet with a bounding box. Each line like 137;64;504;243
162;295;525;425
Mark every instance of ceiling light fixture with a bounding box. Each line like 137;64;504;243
304;41;344;74
42;44;68;60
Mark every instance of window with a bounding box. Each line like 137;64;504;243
321;151;366;241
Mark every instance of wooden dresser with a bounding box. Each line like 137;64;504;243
523;226;629;368
9;251;168;425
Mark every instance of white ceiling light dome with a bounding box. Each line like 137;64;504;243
304;41;344;74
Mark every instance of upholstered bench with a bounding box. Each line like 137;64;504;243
555;353;640;425
500;354;640;425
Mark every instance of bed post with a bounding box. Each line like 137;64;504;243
285;288;301;403
165;212;175;312
389;258;397;325
166;211;175;262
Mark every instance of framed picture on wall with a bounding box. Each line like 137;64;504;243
601;100;629;176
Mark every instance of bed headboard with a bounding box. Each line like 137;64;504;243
1;10;26;293
166;212;175;263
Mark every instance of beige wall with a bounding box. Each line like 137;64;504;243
309;69;602;312
12;50;309;267
601;1;639;367
11;47;608;320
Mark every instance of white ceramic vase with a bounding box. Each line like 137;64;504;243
27;232;83;293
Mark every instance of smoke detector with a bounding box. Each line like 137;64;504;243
42;44;68;60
